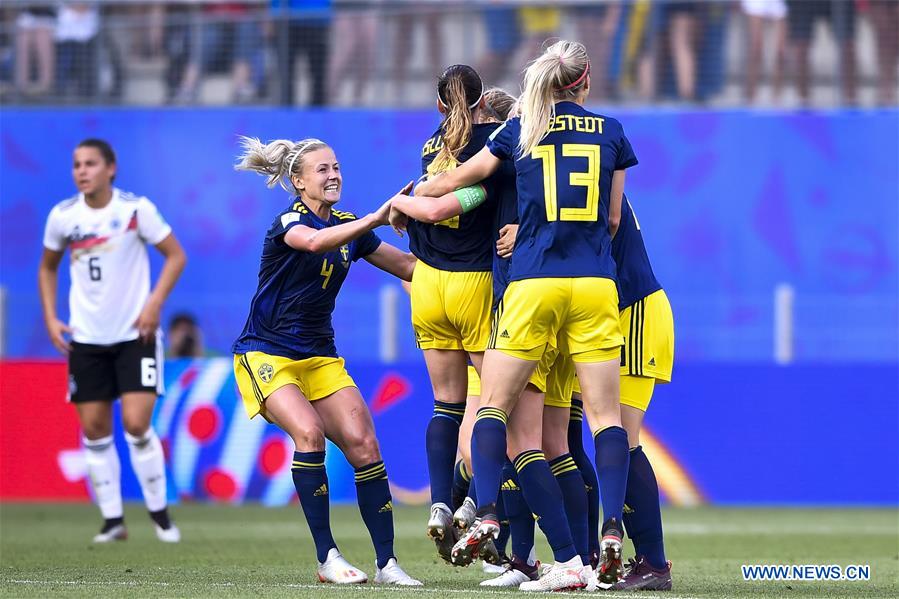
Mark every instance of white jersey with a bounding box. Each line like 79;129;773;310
43;188;172;345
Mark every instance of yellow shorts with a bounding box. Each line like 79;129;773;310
411;260;493;352
491;277;623;363
544;353;575;409
620;374;656;412
621;290;674;382
233;352;355;420
466;348;557;397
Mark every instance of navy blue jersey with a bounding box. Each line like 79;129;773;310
491;159;518;310
613;195;662;309
486;102;638;282
409;123;508;272
232;199;382;360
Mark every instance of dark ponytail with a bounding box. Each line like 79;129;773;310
433;64;483;172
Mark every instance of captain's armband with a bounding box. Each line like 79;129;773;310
453;184;487;213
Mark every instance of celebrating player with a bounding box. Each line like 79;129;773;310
39;138;187;543
416;39;637;591
232;137;421;586
387;65;512;561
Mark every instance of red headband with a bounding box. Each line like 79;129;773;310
560;62;590;91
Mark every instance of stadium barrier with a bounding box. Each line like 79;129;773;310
1;359;896;505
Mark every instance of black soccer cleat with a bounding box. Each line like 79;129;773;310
614;555;673;591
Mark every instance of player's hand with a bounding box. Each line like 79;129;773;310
388;205;408;237
134;299;161;343
46;318;73;354
414;172;442;196
372;197;393;226
496;223;519;258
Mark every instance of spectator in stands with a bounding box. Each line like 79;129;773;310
172;3;264;105
665;1;700;102
477;5;560;93
271;0;331;106
328;0;379;105
14;4;56;99
572;1;620;101
167;313;205;358
55;3;100;101
786;0;857;105
742;0;787;104
866;0;898;106
389;0;442;105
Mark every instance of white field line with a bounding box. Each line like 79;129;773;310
4;579;701;598
664;523;896;535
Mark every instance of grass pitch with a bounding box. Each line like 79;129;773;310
1;503;897;598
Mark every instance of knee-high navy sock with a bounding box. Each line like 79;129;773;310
501;460;535;563
471;408;508;512
625;446;666;569
550;454;590;564
495;482;510;555
467;474;478;503
569;399;600;555
514;450;577;563
451;460;471;511
291;451;337;563
354;461;395;569
427;400;465;506
593;426;630;526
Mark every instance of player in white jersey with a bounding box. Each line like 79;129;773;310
38;139;187;543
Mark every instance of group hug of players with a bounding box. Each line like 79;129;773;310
232;38;674;591
42;38;673;592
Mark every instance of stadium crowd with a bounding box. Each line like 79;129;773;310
2;0;897;108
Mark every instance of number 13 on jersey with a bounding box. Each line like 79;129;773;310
532;143;600;222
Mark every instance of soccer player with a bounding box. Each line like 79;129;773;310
416;40;637;591
38;138;187;543
603;194;675;590
387;65;513;562
232;137;421;586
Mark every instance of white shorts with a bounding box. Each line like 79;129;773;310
741;0;787;19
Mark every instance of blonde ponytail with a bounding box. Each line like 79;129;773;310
235;136;328;193
518;40;590;158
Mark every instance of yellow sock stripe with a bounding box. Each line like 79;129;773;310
435;406;465;416
354;463;386;477
512;450;542;470
593;425;613;439
458;461;471;482
513;450;545;473
355;465;388;483
476;407;507;424
292;460;325;469
549;456;578;476
569;406;584;422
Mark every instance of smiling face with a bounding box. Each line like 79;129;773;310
293;146;341;206
72;146;116;197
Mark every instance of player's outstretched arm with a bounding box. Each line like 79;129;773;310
414;146;501;198
136;233;188;342
364;243;417;282
285;182;413;253
38;248;72;354
391;184;488;224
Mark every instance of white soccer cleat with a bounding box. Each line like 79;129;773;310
427;502;453;540
317;548;368;584
518;557;586;592
155;523;181;543
481;565;536;587
453;497;476;531
92;523;127;543
481;560;507;575
582;563;599;592
374;558;423;586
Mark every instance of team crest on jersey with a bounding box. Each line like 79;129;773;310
257;363;274;383
339;245;349;265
